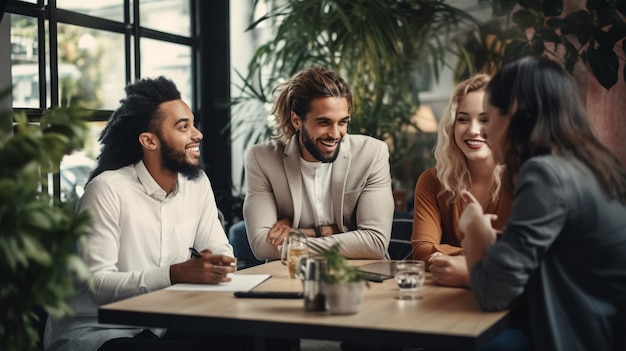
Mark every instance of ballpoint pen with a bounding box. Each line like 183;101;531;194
189;247;201;258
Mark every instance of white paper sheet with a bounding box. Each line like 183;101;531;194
165;274;271;292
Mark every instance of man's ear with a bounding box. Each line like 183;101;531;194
291;111;301;131
139;132;159;150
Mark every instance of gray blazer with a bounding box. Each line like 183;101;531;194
470;154;626;351
243;134;394;260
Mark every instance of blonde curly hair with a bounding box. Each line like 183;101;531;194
434;73;503;204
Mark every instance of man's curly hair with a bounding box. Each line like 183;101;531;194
88;76;181;182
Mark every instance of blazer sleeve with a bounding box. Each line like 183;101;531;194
242;146;283;260
469;158;568;311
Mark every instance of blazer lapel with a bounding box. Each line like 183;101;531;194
284;136;303;227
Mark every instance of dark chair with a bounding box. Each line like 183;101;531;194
228;221;264;269
35;306;47;350
388;217;413;260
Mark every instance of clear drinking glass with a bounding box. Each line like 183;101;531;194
392;260;425;300
280;229;308;278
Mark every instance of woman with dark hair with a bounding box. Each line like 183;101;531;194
460;56;626;351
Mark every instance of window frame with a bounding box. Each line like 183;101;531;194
6;0;198;121
4;0;201;201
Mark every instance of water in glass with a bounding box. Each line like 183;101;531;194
393;260;425;300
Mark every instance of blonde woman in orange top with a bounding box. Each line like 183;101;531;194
411;73;513;287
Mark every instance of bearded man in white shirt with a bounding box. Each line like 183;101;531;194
44;77;239;351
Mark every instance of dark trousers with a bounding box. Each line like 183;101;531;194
98;328;298;351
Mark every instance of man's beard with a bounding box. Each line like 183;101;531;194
300;126;341;163
160;138;202;180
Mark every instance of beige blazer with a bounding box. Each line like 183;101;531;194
243;134;394;260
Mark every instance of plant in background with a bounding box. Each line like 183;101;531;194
0;89;92;351
455;0;626;89
232;0;478;186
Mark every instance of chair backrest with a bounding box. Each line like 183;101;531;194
227;220;264;269
388;218;413;260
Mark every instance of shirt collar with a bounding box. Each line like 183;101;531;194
134;160;180;201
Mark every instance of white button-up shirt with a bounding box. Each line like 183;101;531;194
299;159;333;228
45;160;232;351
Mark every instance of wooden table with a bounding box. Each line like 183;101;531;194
99;260;509;350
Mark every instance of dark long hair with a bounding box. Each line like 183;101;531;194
272;67;353;142
88;76;181;182
487;56;626;201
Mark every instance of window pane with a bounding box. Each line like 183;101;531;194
57;150;96;202
83;121;106;160
141;38;192;105
140;0;190;37
56;0;125;22
11;14;40;108
57;24;126;110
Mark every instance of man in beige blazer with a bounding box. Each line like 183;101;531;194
243;67;394;260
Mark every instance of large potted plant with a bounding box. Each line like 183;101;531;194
0;89;92;351
230;0;479;188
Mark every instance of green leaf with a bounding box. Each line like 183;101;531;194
587;46;619;89
562;10;592;44
588;0;616;26
562;40;581;72
608;16;626;43
617;0;626;17
503;39;532;62
593;28;617;48
546;17;564;30
45;300;74;319
67;255;92;283
541;0;563;17
512;9;536;30
22;234;53;266
321;244;367;284
534;28;560;44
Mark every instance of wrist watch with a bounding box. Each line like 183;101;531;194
314;225;323;238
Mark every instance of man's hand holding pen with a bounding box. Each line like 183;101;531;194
170;248;237;285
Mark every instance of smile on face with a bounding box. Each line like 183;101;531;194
157;99;203;166
292;97;350;163
454;90;491;162
483;92;510;165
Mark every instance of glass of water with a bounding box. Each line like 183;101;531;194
392;260;425;300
